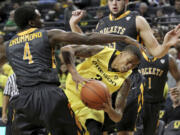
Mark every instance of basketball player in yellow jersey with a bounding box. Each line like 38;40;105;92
60;44;141;135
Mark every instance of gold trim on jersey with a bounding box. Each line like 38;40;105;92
109;10;131;21
17;28;37;36
142;51;157;62
51;48;56;68
138;83;144;113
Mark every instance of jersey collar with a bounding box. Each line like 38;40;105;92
17;28;37;36
142;51;157;62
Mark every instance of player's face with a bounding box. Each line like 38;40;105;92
116;52;139;73
33;9;43;28
108;0;127;15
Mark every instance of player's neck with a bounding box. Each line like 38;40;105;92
20;26;37;32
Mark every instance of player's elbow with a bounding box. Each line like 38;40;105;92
113;110;123;123
61;46;72;52
114;115;122;123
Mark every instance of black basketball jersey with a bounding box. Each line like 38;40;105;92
95;10;139;51
6;28;59;87
138;52;169;103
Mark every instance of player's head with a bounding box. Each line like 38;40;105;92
108;0;129;17
14;5;43;30
114;45;141;73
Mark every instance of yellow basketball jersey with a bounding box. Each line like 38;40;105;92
65;47;132;134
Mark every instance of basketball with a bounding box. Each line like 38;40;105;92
81;80;110;110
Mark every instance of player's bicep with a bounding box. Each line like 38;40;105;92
136;16;159;51
115;78;131;109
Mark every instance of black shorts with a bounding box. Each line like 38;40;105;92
10;83;84;135
135;102;161;135
103;70;144;133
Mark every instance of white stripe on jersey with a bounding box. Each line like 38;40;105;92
3;73;19;97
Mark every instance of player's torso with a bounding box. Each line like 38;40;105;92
138;53;169;102
66;47;131;94
6;28;59;87
96;11;138;51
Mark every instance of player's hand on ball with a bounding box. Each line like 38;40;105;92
72;72;90;90
102;96;113;113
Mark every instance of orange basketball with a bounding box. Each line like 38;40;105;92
81;80;110;110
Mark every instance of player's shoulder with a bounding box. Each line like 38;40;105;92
129;11;140;16
98;16;109;24
100;15;109;21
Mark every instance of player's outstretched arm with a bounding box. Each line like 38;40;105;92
136;16;180;58
103;78;131;122
60;45;103;89
48;29;140;48
169;55;180;89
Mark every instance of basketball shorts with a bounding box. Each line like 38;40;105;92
135;102;161;135
103;70;144;133
10;83;84;135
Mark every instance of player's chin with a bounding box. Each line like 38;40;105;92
112;11;119;15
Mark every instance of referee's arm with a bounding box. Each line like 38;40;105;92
2;74;14;124
2;95;10;124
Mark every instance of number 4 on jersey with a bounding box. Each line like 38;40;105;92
23;42;34;64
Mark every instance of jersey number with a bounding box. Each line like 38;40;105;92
91;74;102;81
23;42;34;64
108;42;116;48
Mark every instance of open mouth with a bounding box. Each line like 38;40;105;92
113;7;118;11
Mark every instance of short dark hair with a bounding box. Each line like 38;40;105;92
14;5;36;29
123;45;142;60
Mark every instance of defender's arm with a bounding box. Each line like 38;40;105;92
48;29;140;48
136;16;180;58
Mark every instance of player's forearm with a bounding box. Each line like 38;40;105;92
106;109;123;123
70;22;83;33
84;33;140;46
61;47;78;76
149;45;170;58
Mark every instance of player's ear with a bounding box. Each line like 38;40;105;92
119;52;125;57
28;20;35;27
125;0;129;4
